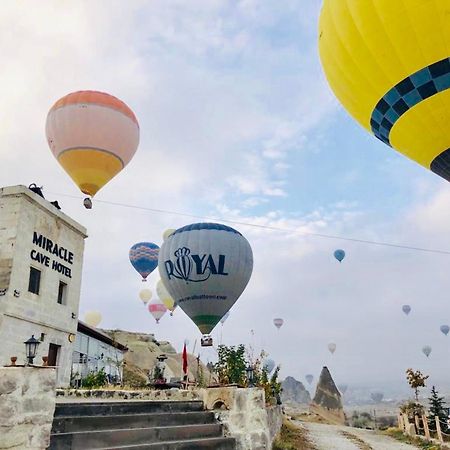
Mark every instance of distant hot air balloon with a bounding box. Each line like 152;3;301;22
148;298;167;324
46;91;139;205
263;359;276;374
402;305;411;316
163;229;176;242
139;289;152;304
440;325;450;336
84;311;102;328
129;242;159;281
328;343;336;354
305;374;314;385
220;311;230;325
273;318;284;330
370;392;384;403
422;346;432;358
158;223;253;339
156;279;176;315
334;250;345;263
319;2;450;183
338;384;348;395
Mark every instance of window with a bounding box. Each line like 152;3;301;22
57;281;67;305
28;267;41;295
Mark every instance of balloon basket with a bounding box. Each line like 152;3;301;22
83;197;92;209
201;335;213;347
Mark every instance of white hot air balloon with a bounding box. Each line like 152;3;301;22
84;311;102;328
139;289;152;304
273;318;284;330
422;345;432;358
263;359;276;373
328;343;336;355
158;223;253;344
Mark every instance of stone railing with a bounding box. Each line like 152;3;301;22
0;367;56;449
197;386;283;450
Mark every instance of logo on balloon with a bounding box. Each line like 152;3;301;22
164;247;228;283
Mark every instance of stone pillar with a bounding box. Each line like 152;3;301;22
0;367;56;449
198;386;282;450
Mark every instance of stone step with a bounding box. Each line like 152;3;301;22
54;401;204;417
52;411;216;433
100;436;237;450
49;424;223;449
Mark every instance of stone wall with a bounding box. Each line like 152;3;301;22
56;387;201;402
198;387;283;450
0;367;56;449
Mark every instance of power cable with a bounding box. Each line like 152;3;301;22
47;191;450;256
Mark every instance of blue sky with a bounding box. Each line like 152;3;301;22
2;1;450;397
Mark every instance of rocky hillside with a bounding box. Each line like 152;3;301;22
281;376;311;405
103;329;212;387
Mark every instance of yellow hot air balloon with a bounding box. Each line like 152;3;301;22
139;288;152;304
319;2;450;181
84;311;102;328
156;279;176;314
162;228;176;242
46;90;139;200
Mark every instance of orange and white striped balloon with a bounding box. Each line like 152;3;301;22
46;90;139;197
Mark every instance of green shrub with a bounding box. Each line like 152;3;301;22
81;369;107;389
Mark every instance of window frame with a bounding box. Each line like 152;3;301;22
57;280;67;305
28;266;41;295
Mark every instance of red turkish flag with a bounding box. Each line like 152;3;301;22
182;342;188;375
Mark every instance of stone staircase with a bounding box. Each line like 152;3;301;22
48;400;236;449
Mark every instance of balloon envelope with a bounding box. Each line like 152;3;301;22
220;311;230;325
440;325;450;336
334;249;345;262
328;343;336;354
319;2;450;183
163;229;176;241
402;305;411;315
148;298;167;323
84;311;102;328
156;280;176;312
273;318;284;330
305;374;314;385
158;223;253;335
130;242;159;281
422;346;432;357
263;359;275;373
46;90;139;197
139;289;152;304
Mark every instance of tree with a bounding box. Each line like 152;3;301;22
428;386;448;431
406;368;429;402
214;345;246;385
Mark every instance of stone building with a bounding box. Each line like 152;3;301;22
71;321;127;386
0;185;87;386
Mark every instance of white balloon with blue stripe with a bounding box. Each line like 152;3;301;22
158;223;253;335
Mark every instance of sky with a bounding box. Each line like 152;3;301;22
2;0;450;399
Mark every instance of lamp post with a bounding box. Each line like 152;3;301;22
246;365;254;388
24;335;40;365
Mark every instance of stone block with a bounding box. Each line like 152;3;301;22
0;376;17;395
0;423;29;448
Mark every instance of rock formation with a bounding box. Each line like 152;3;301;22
310;366;346;424
102;329;212;387
281;376;311;405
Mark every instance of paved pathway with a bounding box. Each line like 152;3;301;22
297;422;418;450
